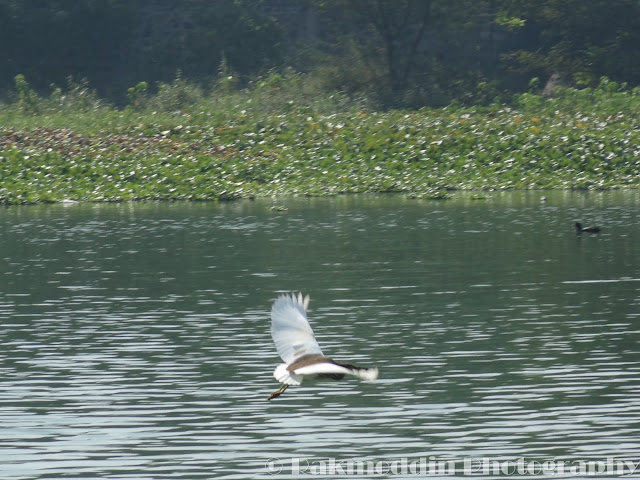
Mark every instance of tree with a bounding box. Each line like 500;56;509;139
0;0;284;102
307;0;500;106
0;0;137;99
310;0;443;95
352;0;433;94
496;0;640;86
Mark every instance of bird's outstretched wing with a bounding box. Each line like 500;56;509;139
271;293;323;364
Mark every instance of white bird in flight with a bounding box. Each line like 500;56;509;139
268;292;378;400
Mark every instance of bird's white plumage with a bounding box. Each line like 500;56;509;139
277;362;379;384
270;293;323;364
352;367;379;381
294;363;378;380
295;363;378;381
268;292;378;397
292;362;352;376
274;363;303;385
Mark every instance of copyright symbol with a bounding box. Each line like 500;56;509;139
265;458;283;475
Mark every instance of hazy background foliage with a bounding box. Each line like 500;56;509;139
1;0;639;108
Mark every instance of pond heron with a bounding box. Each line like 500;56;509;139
267;292;378;400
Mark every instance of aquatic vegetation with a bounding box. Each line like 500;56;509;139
1;82;639;204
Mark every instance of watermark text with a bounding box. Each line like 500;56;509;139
264;456;640;476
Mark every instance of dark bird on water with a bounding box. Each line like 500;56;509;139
575;222;601;233
267;292;378;400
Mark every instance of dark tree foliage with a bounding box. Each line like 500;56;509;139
0;0;137;98
0;0;283;102
307;0;507;106
496;0;640;86
346;0;435;94
132;0;283;86
0;0;639;106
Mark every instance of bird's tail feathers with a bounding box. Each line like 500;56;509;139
274;363;303;386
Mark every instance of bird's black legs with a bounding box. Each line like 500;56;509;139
267;384;288;400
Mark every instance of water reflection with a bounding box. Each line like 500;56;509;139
1;193;639;479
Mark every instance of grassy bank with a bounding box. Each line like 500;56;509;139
1;75;639;204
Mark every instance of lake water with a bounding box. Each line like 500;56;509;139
1;192;639;479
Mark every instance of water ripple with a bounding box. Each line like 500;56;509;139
1;196;639;478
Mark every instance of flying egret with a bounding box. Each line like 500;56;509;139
267;292;378;400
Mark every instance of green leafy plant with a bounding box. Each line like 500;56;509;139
146;72;204;112
127;81;149;109
14;74;41;114
1;75;639;205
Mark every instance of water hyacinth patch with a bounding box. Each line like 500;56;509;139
1;83;639;204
